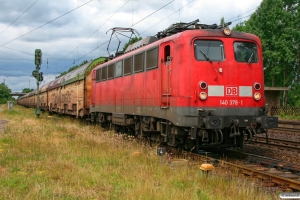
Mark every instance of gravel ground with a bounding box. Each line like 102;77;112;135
267;130;300;141
244;144;300;164
244;131;300;164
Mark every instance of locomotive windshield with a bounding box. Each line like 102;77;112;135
194;40;224;61
234;42;258;63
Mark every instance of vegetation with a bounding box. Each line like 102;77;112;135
0;83;13;104
22;88;34;93
0;105;277;199
279;113;300;120
220;17;226;27
232;0;300;106
122;37;143;52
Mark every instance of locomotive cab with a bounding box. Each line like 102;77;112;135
162;25;278;150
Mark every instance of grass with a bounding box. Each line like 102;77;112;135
0;104;279;199
279;114;300;120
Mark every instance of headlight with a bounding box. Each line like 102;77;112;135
199;92;207;100
254;82;261;90
254;92;261;100
223;27;231;36
199;81;207;89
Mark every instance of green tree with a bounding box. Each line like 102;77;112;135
233;0;300;106
122;37;143;52
22;88;34;93
220;17;226;27
0;83;12;104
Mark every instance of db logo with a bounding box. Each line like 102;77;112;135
226;87;238;96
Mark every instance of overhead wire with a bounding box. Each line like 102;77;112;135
226;6;258;22
51;0;130;69
0;46;34;55
131;0;175;27
229;13;255;24
0;0;39;35
53;0;176;75
0;0;93;47
140;0;195;35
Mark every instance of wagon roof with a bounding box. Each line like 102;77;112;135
18;92;29;99
48;75;66;90
28;90;37;97
61;61;92;86
40;81;52;92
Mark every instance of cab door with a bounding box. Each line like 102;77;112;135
160;42;173;108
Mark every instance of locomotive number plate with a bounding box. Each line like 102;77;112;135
220;100;243;106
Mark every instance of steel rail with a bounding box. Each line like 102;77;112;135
223;161;300;190
253;137;300;153
271;120;300;133
218;152;300;191
163;146;300;191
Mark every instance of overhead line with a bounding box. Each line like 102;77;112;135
230;13;254;23
58;39;110;73
0;0;93;47
132;0;175;27
53;0;130;67
227;6;258;22
0;46;33;55
0;0;39;35
140;0;195;35
54;0;176;75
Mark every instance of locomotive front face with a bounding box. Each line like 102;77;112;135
167;29;278;149
190;31;272;123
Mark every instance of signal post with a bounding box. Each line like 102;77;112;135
32;49;43;117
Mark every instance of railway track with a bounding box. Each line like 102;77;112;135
226;151;300;191
249;137;300;153
270;120;300;133
163;146;300;191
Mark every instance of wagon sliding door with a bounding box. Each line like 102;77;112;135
91;70;96;106
160;42;173;108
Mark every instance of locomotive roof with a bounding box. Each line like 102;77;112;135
120;19;259;58
124;36;159;53
100;30;260;67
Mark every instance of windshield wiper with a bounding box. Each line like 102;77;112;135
199;49;211;62
248;53;254;64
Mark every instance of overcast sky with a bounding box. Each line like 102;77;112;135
0;0;262;92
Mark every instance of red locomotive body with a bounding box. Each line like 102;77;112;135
90;23;277;150
17;20;278;150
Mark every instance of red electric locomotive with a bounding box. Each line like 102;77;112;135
90;19;278;150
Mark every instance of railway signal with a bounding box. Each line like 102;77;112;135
32;70;38;79
35;49;42;66
38;72;43;82
33;49;43;117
